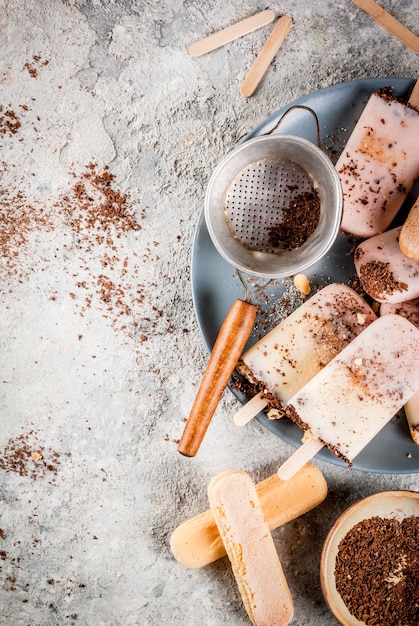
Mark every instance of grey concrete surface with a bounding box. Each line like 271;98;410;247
0;1;418;625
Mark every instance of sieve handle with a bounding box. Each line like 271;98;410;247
263;104;324;152
178;299;258;457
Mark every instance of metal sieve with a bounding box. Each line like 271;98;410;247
205;106;343;278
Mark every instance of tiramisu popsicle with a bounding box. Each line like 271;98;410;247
277;314;419;480
336;85;419;238
208;470;294;626
380;298;419;444
234;283;376;426
354;226;419;304
170;464;327;568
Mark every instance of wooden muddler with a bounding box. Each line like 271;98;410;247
178;299;257;457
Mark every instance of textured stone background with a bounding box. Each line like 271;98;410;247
0;1;418;624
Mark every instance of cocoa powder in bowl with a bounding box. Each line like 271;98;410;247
320;491;419;626
335;515;418;625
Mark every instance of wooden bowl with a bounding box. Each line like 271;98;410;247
320;490;419;625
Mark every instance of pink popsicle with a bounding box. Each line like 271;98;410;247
354;226;419;304
336;90;419;238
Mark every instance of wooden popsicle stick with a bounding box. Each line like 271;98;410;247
233;392;267;426
188;9;276;57
277;438;324;481
178;299;258;457
352;0;419;54
240;15;293;98
408;79;419;108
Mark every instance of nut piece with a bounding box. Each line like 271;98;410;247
293;273;310;295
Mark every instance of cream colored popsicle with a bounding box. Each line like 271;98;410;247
336;89;419;238
277;314;419;480
208;470;294;626
170;464;327;568
234;283;376;426
380;298;419;444
354;226;419;304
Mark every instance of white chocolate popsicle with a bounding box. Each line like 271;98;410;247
208;470;294;626
336;91;419;238
380;298;419;444
277;314;419;479
354;226;419;304
234;283;376;426
170;464;327;568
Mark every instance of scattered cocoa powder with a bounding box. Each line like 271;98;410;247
23;55;49;78
0;107;21;136
334;515;419;625
0;152;172;340
0;431;61;479
63;164;143;235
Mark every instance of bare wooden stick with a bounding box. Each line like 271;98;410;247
178;300;257;457
277;438;324;481
352;0;419;54
233;392;267;426
240;16;293;98
188;9;275;57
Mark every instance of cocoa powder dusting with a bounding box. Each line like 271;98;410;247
335;515;419;625
357;260;408;300
0;430;62;480
0;149;172;340
267;189;320;250
0;107;21;135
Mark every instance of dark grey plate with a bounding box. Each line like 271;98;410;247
191;77;419;474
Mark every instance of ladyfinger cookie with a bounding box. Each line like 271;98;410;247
400;197;419;260
170;464;327;568
208;470;294;626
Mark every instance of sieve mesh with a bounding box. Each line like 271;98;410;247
224;156;314;252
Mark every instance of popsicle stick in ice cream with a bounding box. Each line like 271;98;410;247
188;9;275;57
336;79;419;238
277;314;419;480
354;226;419;304
380;298;419;444
233;283;376;427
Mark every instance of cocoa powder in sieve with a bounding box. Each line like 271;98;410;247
334;515;419;625
267;189;320;250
